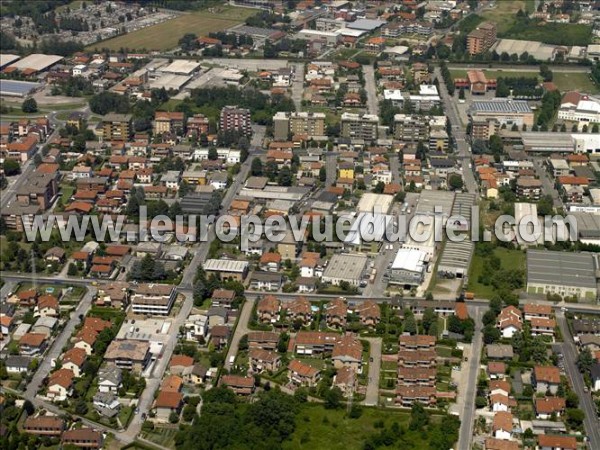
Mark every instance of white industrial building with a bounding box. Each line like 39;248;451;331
558;92;600;125
387;248;428;287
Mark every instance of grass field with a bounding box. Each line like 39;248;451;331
480;1;533;34
449;69;599;94
284;405;421;450
467;247;526;298
87;6;254;52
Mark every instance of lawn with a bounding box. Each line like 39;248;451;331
284;405;421;450
466;247;526;298
142;426;178;448
552;72;600;94
87;6;254;52
450;69;540;80
480;1;532;34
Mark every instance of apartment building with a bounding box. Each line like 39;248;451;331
153;111;184;135
130;283;177;316
467;21;496;55
393;114;429;141
340;112;379;142
273;111;326;141
219;106;252;136
102;113;132;141
15;172;57;210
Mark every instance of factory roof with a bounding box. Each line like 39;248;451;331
323;253;368;282
159;59;201;75
468;98;532;115
527;250;597;289
204;259;249;273
391;248;427;272
6;54;63;72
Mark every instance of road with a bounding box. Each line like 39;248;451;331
123;292;194;441
557;312;600;448
532;157;564;209
457;306;483;450
363;337;382;406
325;152;337;187
224;297;255;370
25;286;96;398
435;67;478;195
447;63;591;73
291;62;305;111
362;64;379;116
389;155;401;184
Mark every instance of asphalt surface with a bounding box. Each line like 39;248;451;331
224;297;256;370
291;62;305;111
363;337;382;406
362;64;379;116
457;306;483;450
325;152;337;187
532;157;564;209
557;312;600;448
435;67;479;195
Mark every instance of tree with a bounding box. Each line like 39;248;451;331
251;157;263;176
22;98;38;113
3;159;21;176
169;411;180;424
67;263;78;276
458;88;465;100
74;399;88;415
208;147;218;161
277;166;292;187
324;387;343;409
409;402;429;431
403;311;417;334
577;347;593;374
319;166;327;182
483;325;501;344
448;174;464;191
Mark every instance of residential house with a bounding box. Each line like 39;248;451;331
283;297;312;325
220;375;255;395
247;331;280;351
98;365;122;393
153;391;183;423
496;306;523;338
22;416;64;436
331;334;363;372
533;366;561;394
211;289;236;309
288;359;320;387
326;298;347;329
34;295;59;317
47;368;75;401
492;411;513;440
294;331;339;355
256;295;281;323
249;348;282;373
19;332;47;356
353;301;381;327
259;252;282;272
395;385;436;406
537;435;577;450
535;397;566;419
61;347;87;377
333;366;357;397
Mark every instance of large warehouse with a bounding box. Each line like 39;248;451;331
436;240;474;279
322;253;368;287
0;79;42;97
468;99;534;128
527;250;598;301
5;53;63;74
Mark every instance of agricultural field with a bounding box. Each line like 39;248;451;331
480;0;534;34
87;6;254;52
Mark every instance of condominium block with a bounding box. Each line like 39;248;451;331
102;113;132;141
273;111;326;141
393;114;429;141
467;22;497;55
340;112;379;142
219;106;252;136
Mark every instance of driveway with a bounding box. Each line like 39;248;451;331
363;337;382;406
224;297;256;370
362;65;379;115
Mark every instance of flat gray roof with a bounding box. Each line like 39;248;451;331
7;53;63;72
204;259;248;273
572;212;600;238
346;18;386;31
323;253;368;281
469;99;532;115
415;190;455;217
0;79;41;96
527;250;597;289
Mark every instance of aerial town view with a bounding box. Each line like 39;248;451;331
1;0;600;449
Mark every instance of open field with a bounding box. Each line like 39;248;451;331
449;69;599;94
87;6;254;52
284;405;419;450
467;247;526;298
480;1;533;34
